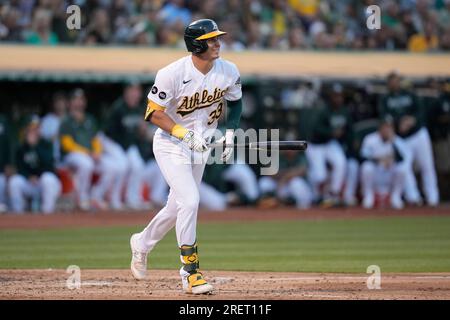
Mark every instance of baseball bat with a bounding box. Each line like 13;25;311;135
208;140;308;151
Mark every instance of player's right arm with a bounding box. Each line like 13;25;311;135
147;108;207;152
360;134;377;162
146;108;177;133
311;108;332;143
59;119;90;155
393;136;410;164
145;70;207;152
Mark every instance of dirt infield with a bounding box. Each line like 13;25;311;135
1;207;449;300
1;206;449;230
1;269;450;300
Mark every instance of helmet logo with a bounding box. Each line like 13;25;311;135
184;19;221;53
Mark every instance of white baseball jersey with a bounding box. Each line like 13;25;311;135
360;132;410;163
146;55;242;138
135;55;242;252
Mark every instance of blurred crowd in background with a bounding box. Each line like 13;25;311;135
1;0;450;51
1;0;449;214
1;72;449;214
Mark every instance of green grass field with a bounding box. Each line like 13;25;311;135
1;216;450;273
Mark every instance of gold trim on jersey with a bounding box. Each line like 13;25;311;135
177;88;226;117
144;100;166;121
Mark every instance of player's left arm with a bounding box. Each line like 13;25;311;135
345;109;357;156
38;139;55;173
225;98;242;130
90;117;102;159
224;64;243;127
411;93;424;127
219;64;243;161
399;93;421;134
394;136;411;165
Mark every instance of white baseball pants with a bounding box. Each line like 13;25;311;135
306;140;346;199
124;145;145;208
223;163;259;202
135;133;209;252
97;134;129;209
64;151;126;207
259;176;313;209
100;135;169;209
143;160;168;207
343;158;359;205
0;173;6;207
361;161;406;204
198;182;227;211
403;128;439;205
8;172;61;214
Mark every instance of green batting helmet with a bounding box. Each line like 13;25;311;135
184;19;227;54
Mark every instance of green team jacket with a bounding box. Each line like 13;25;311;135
310;105;355;157
59;114;99;155
136;134;155;162
15;140;55;178
104;99;145;150
429;92;450;139
379;89;424;138
0;115;11;171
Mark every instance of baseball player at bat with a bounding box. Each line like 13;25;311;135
129;19;242;294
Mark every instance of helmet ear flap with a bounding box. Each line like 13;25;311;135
192;39;208;54
194;40;208;53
